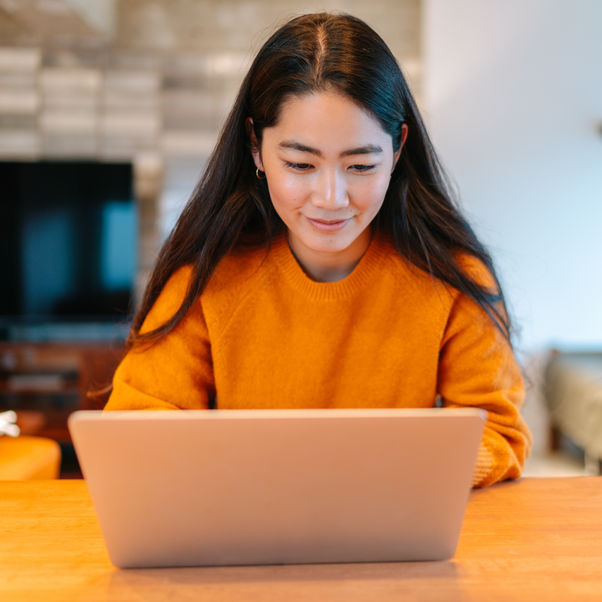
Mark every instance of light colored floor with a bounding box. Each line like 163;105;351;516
523;450;589;477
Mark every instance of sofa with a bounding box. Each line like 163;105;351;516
544;350;602;473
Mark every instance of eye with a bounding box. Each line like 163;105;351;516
284;161;313;171
349;164;376;173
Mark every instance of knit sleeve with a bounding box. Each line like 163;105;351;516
104;266;215;411
437;264;532;488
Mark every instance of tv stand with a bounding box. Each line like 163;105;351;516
0;341;124;443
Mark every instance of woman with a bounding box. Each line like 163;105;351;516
105;13;531;487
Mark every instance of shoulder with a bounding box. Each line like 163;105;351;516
370;234;451;299
159;242;271;301
140;265;195;333
142;244;271;335
372;238;502;324
205;241;273;295
454;252;498;292
199;240;276;327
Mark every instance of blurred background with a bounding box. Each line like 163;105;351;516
0;0;600;478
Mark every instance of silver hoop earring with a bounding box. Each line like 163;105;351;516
256;168;265;180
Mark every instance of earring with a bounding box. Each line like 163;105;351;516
256;168;265;180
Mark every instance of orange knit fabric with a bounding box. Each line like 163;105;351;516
105;234;532;487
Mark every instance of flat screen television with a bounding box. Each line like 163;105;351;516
0;160;137;341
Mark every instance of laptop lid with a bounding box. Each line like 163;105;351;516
68;408;485;568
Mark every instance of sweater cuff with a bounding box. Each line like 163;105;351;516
472;443;495;488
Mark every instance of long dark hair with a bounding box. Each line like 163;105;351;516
129;12;512;349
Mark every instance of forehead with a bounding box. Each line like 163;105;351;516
264;91;391;150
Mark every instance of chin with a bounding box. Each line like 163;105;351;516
307;233;358;254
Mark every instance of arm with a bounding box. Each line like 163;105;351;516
438;271;532;487
104;266;215;411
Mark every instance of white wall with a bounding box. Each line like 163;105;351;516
423;0;602;353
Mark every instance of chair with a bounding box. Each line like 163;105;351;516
0;435;61;480
0;410;61;480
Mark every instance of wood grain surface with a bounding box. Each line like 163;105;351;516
1;477;601;601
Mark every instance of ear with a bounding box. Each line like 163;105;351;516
392;123;409;171
246;117;264;171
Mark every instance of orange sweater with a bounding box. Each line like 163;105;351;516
106;234;531;487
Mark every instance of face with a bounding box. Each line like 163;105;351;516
250;90;407;281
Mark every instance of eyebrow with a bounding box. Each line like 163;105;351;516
278;140;383;157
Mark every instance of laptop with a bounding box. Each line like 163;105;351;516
68;408;485;568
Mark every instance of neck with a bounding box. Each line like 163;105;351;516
287;229;372;282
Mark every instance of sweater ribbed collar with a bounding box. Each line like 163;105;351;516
269;232;394;301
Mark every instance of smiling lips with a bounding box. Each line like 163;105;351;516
305;217;352;232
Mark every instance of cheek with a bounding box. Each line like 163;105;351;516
267;174;308;209
351;176;390;211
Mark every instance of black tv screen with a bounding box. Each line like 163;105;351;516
1;161;136;333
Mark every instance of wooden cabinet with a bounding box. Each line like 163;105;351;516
0;342;123;443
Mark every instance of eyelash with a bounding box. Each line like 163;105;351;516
284;161;312;171
283;161;376;173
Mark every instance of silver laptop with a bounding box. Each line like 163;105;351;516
68;408;485;568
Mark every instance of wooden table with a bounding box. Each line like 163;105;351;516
1;477;601;601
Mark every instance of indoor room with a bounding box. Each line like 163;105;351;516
1;1;601;599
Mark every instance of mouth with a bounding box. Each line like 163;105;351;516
305;217;352;232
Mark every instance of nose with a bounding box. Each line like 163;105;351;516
311;168;349;210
